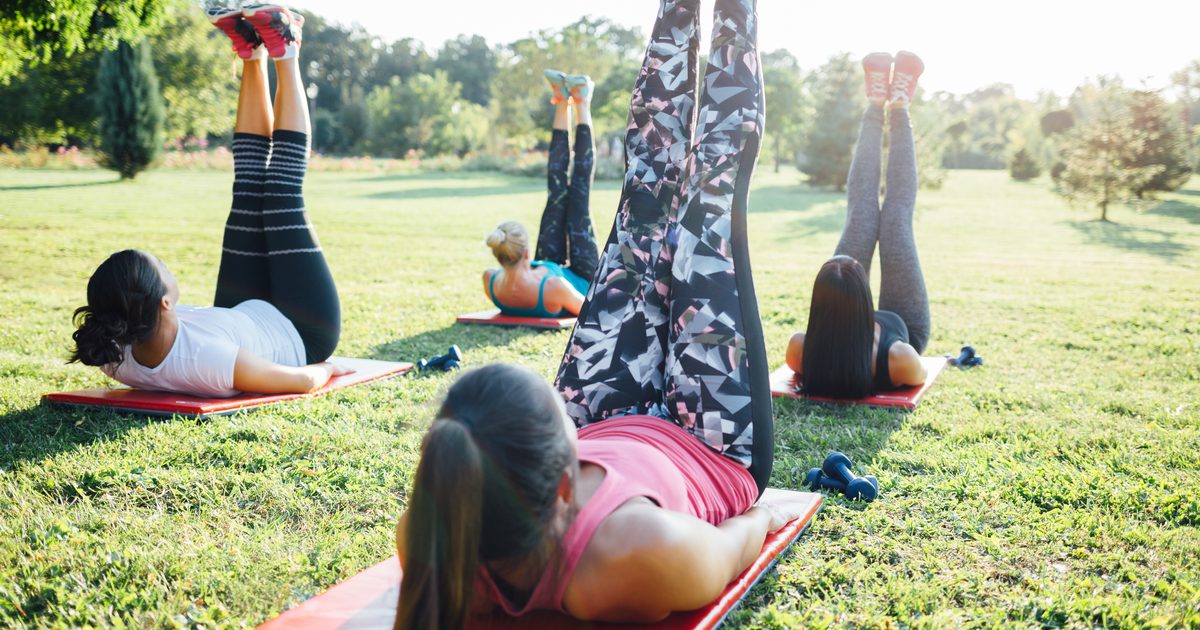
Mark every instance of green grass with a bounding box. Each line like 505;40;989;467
1;166;1198;628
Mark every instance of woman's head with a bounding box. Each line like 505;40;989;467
395;363;577;630
486;221;530;267
802;255;875;398
70;249;178;366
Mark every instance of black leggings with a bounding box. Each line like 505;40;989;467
212;130;341;363
535;125;599;282
554;0;772;494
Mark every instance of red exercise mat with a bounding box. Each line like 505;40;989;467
42;357;414;418
456;309;576;330
258;491;822;630
769;356;947;409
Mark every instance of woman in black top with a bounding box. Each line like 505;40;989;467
786;51;930;397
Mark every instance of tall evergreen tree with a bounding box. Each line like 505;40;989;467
96;40;164;179
1057;91;1159;221
1126;90;1192;195
801;54;862;191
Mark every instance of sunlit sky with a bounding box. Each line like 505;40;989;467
291;0;1195;99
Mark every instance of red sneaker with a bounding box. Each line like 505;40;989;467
242;4;304;60
206;7;264;60
862;52;893;105
890;51;924;107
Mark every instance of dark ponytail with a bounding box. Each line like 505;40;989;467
395;364;576;630
802;256;875;398
70;249;167;367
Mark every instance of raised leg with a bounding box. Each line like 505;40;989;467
260;56;341;363
554;0;702;424
534;102;571;265
662;0;771;492
214;58;274;308
833;105;885;275
877;107;930;352
563;122;598;281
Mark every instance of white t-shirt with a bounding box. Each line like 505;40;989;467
103;300;306;397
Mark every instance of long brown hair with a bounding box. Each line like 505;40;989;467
802;255;875;398
395;364;576;630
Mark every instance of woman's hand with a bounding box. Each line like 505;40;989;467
321;362;355;377
754;488;815;532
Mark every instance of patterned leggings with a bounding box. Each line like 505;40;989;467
555;0;772;493
535;125;599;282
212;131;341;363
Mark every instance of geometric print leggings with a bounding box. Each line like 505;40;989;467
212;130;341;364
555;0;773;494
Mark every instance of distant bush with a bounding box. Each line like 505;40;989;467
1009;148;1041;181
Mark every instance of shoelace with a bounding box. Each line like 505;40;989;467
891;72;913;100
869;72;888;98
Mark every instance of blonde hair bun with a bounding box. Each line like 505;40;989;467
485;220;530;267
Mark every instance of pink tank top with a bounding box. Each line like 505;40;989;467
477;415;758;616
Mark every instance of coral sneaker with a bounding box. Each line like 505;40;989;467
207;6;265;60
242;4;304;60
862;52;893;105
890;51;924;108
565;74;594;103
543;69;571;105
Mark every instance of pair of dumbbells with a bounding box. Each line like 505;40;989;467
804;451;879;502
417;345;462;373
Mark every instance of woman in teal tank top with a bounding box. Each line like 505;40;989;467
482;70;599;318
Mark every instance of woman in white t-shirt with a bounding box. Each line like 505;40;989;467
70;5;346;398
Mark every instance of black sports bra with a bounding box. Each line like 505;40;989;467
873;310;910;390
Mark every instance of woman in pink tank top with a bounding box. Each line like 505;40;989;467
394;1;812;628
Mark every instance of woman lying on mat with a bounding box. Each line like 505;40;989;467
69;4;345;398
482;70;599;318
395;1;809;627
785;51;931;398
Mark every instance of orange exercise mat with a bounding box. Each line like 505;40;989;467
42;357;414;418
258;491;822;630
456;309;576;330
769;357;947;409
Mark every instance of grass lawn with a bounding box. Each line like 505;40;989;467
1;165;1198;628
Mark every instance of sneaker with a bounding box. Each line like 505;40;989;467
565;74;594;103
890;51;924;107
242;4;304;60
206;6;265;60
861;52;892;105
543;69;570;105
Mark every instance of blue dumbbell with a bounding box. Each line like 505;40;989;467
418;345;462;372
822;452;879;502
804;467;847;494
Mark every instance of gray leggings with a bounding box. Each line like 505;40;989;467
833;105;930;353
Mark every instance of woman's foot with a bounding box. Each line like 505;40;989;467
543;69;570;105
242;4;304;60
565;74;594;103
889;51;924;108
862;52;892;106
207;7;265;60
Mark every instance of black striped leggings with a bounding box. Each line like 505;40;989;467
213;130;341;363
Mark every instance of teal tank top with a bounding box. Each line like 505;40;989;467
488;261;589;318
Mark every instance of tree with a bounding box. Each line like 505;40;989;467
1040;110;1075;136
150;0;238;143
1056;89;1159;221
0;0;165;83
434;35;498;106
1009;147;1040;181
1171;59;1200;126
365;71;487;156
96;40;164;179
0;48;99;145
762;50;808;172
1126;90;1193;195
801;53;862;190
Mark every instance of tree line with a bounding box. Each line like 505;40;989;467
2;0;1197;202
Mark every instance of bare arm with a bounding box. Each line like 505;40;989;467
481;269;497;300
785;332;805;373
566;494;807;623
546;277;585;315
231;348;346;394
888;342;927;386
